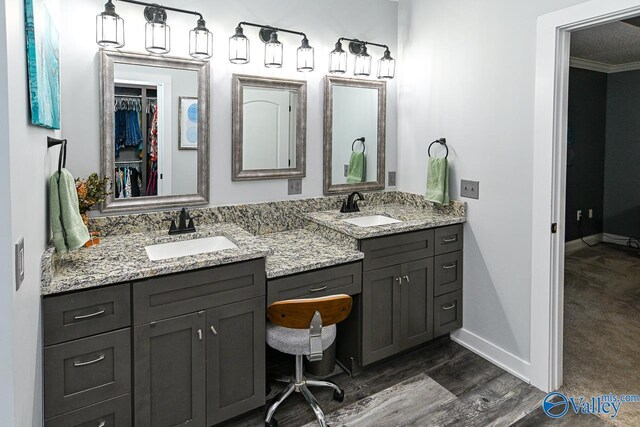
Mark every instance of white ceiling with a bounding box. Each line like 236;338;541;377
571;20;640;65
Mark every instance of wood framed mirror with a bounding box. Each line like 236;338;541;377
323;76;386;195
100;50;210;213
232;74;307;180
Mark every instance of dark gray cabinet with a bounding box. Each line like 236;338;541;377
206;297;265;425
401;258;434;349
434;290;463;337
134;312;206;427
44;395;131;427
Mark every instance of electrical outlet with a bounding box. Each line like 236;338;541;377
344;165;349;177
460;180;479;199
577;210;582;221
589;209;593;219
15;237;24;291
288;179;302;195
388;171;397;186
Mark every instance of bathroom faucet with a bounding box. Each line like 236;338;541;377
166;208;198;235
341;192;365;213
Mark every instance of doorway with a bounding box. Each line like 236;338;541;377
531;0;640;396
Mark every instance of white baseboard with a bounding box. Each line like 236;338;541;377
450;328;531;384
565;233;602;254
602;233;635;246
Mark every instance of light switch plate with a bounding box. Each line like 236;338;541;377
461;179;479;199
388;171;397;187
15;237;24;291
344;165;349;177
288;179;302;195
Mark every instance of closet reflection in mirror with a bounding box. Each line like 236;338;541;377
101;51;210;213
232;75;307;180
114;63;197;198
323;76;386;195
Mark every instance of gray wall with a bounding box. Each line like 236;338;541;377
565;67;607;241
60;0;399;206
604;70;640;239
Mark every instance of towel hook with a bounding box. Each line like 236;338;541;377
352;137;366;154
47;137;67;174
428;137;448;159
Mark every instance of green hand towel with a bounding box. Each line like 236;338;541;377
49;169;90;253
425;157;450;206
346;151;366;184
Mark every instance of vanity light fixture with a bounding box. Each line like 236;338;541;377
96;0;124;48
95;0;213;59
330;38;396;79
229;22;314;72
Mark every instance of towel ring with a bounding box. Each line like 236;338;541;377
352;137;366;154
428;138;448;159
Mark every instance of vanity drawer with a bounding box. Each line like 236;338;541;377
434;224;463;255
44;329;131;419
434;290;463;337
360;230;434;272
267;263;362;305
133;258;265;324
434;251;463;296
43;283;131;346
45;394;131;427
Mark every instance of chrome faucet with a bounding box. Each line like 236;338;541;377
341;192;365;213
166;208;198;235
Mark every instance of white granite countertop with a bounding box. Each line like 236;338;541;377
41;223;271;295
260;229;364;279
304;204;466;240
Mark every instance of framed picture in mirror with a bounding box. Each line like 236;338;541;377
179;96;198;150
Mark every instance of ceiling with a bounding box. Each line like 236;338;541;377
571;19;640;65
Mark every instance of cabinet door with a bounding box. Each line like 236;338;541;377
206;298;266;425
134;312;206;427
400;258;434;349
362;265;402;365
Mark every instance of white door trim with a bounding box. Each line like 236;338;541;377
531;0;640;392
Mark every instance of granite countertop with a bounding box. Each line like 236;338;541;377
304;204;466;240
41;223;271;295
260;229;364;279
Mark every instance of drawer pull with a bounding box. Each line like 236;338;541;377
309;286;328;293
73;353;105;367
210;326;218;335
73;308;106;320
442;236;457;243
442;303;456;310
442;263;457;270
97;421;106;427
197;329;203;341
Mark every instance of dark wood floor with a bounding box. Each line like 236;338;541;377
222;337;608;426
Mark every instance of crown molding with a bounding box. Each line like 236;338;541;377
570;56;640;73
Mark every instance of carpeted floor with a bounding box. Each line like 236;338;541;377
563;243;640;426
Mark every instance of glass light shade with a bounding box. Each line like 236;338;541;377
145;12;170;55
229;27;249;64
96;2;124;48
354;47;372;76
329;48;347;74
297;38;314;72
264;33;283;68
377;50;395;79
189;20;213;59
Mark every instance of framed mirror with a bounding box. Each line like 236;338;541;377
100;50;210;213
323;76;386;195
232;74;307;180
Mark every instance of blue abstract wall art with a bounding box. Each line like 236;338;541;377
25;0;61;129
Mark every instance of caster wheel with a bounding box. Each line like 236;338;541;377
333;388;345;402
265;418;278;427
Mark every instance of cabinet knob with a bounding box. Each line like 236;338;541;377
395;277;402;284
210;326;218;335
403;275;410;283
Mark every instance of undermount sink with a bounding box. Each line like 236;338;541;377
145;236;238;261
342;215;402;228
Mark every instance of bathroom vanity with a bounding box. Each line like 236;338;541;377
40;193;466;426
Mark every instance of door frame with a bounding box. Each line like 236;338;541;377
531;0;640;392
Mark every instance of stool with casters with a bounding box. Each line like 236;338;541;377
264;294;353;427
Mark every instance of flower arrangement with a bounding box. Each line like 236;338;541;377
75;173;111;225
